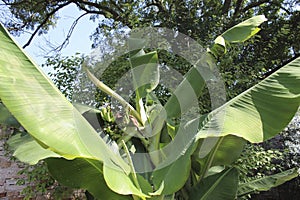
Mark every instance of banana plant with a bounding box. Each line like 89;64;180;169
0;15;299;200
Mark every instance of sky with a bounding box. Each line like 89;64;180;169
12;4;98;70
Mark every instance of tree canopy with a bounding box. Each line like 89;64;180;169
1;1;298;45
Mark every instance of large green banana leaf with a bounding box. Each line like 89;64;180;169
152;145;194;195
0;22;131;168
193;57;300;173
196;57;300;143
213;15;267;53
46;158;132;200
0;23;126;166
8;131;149;199
195;135;246;167
8;132;130;199
7;133;61;164
237;168;299;197
0;23;152;197
189;167;239;200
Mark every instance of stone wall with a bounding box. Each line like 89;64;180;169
0;128;86;200
0;128;26;200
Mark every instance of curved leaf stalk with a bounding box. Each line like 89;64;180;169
198;137;224;181
121;140;149;200
121;140;142;191
84;67;143;125
85;67;151;151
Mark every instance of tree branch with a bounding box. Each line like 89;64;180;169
72;2;106;16
22;1;73;48
242;0;291;15
71;0;122;21
268;1;291;14
72;0;132;28
242;0;269;12
109;0;124;13
233;0;244;17
51;12;89;53
222;0;231;14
